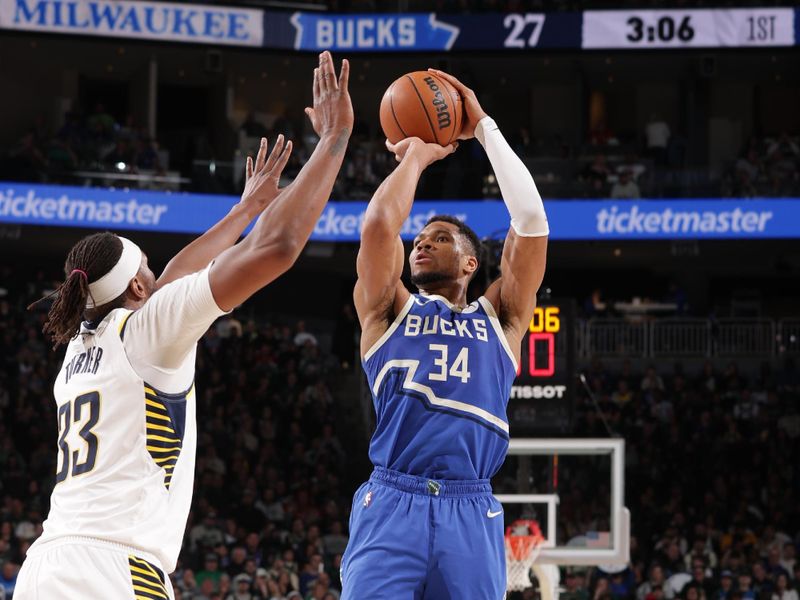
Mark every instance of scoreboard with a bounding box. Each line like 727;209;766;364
508;298;576;434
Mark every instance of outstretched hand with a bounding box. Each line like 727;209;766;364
427;69;488;140
305;51;354;141
240;134;293;218
386;137;457;169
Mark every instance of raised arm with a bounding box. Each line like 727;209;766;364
354;138;456;356
156;136;289;288
209;51;353;311
431;69;548;351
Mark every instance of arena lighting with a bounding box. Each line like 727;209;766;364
115;162;126;171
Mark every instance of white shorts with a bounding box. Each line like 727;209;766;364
15;536;175;600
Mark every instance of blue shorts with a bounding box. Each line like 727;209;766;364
341;467;506;600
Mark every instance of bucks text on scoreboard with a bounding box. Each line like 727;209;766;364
509;299;576;434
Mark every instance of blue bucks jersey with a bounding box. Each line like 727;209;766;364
363;293;518;480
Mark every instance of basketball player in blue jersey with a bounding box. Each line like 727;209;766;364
15;52;352;600
341;70;549;600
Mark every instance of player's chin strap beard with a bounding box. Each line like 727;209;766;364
410;270;450;288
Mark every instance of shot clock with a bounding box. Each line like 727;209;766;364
509;298;576;434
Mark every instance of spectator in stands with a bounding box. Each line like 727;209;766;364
639;565;668;600
689;559;715;599
226;573;254;600
563;570;590;600
611;169;641;198
780;544;796;575
593;576;611;600
685;538;718;572
581;155;611;197
717;571;735;600
293;321;318;347
197;553;224;591
738;573;756;600
765;133;799;195
0;562;16;599
752;563;775;600
645;113;671;165
733;149;763;197
772;574;798;600
134;138;161;171
45;135;79;173
641;366;666;395
177;568;199;597
227;546;249;578
87;103;116;136
612;379;633;407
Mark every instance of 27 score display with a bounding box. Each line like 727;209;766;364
582;8;794;49
509;300;576;434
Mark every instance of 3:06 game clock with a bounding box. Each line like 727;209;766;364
581;8;795;49
509;298;576;435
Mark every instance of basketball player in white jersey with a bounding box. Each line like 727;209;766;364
14;51;352;600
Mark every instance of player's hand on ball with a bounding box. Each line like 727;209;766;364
386;137;457;169
241;134;293;217
427;69;488;140
305;51;354;139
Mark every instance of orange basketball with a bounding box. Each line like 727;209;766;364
379;71;463;146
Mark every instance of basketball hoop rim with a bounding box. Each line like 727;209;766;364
504;533;545;562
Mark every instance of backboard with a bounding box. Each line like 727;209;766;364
493;438;630;567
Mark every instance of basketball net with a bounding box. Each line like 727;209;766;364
505;519;545;592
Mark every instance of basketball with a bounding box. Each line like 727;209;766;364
379;71;463;146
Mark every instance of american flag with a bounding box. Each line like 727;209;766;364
585;531;611;548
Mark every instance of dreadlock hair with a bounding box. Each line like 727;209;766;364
424;214;482;273
35;232;126;348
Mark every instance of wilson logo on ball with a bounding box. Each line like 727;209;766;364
422;76;452;130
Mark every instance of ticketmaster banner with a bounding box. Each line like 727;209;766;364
0;0;264;46
1;183;799;240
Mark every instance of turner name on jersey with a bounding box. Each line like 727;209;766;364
63;346;104;383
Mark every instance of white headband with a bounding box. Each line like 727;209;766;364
86;236;143;308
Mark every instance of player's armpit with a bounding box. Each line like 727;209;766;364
485;228;548;347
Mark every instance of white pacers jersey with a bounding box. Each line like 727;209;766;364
29;265;226;573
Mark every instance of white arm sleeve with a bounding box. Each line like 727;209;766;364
475;116;549;237
123;265;228;392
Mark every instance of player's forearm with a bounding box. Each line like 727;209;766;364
248;129;350;259
157;204;253;287
363;155;424;239
476;116;549;237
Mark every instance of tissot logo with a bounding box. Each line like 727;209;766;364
510;385;567;399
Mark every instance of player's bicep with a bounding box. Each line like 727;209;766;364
207;237;295;312
498;228;548;330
